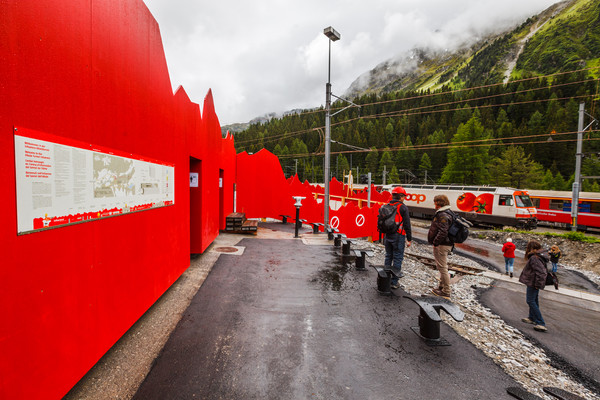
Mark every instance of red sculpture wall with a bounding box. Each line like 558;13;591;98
0;1;235;399
236;150;390;239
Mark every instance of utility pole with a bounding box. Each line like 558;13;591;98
383;165;387;185
572;103;585;231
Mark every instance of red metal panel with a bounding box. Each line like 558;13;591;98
0;1;236;398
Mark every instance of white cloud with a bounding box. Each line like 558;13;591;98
143;0;560;125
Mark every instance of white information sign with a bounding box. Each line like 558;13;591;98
190;173;199;187
14;127;175;234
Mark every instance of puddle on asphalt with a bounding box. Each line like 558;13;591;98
312;254;352;291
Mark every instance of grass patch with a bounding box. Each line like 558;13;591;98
499;228;600;243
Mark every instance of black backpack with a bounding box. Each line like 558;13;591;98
377;203;401;234
447;210;471;244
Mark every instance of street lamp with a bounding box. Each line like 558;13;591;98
323;26;340;231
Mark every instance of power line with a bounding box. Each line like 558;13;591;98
235;65;600;144
276;129;600;159
235;76;597;147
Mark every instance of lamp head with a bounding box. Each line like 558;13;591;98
323;26;341;41
293;196;306;207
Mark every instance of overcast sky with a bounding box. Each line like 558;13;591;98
143;0;559;126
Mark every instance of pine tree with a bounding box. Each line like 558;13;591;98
388;166;400;184
365;147;379;178
378;150;394;183
441;115;490;184
418;153;432;184
488;146;544;188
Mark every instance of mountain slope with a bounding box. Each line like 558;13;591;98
344;0;597;98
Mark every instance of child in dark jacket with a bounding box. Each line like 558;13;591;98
519;240;549;332
549;245;561;273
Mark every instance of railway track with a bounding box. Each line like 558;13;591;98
405;252;487;276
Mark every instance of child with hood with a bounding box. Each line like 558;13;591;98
519;240;549;332
501;238;516;277
549;245;561;273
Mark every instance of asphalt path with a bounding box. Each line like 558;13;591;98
133;225;518;399
479;282;600;394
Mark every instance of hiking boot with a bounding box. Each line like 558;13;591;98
390;282;400;289
521;318;535;324
533;325;547;332
431;289;450;299
510;272;513;278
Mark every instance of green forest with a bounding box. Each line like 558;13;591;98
233;0;600;192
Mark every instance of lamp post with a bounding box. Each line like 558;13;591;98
293;196;305;238
323;26;340;231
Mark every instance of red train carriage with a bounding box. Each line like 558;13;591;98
380;184;538;229
527;190;600;231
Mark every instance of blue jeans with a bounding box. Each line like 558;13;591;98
384;234;405;284
504;257;514;273
526;286;545;326
551;262;558;273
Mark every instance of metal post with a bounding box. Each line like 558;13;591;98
323;26;340;231
367;172;372;208
324;80;332;230
294;206;301;238
572;102;585;231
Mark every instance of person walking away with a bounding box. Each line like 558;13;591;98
549;245;561;273
384;186;412;289
502;238;516;278
427;194;453;298
519;240;549;332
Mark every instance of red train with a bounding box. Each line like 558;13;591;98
527;190;600;231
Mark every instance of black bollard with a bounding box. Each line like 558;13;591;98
294;206;300;238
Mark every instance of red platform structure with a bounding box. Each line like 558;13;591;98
1;1;403;398
1;1;235;398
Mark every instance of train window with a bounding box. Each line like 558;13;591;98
579;202;591;213
591;202;600;214
531;198;540;208
498;195;512;206
515;195;533;207
549;200;565;210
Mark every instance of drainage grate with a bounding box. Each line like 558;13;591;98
214;246;239;253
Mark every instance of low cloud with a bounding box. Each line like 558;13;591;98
144;0;559;125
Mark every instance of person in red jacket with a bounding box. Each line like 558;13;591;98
502;238;516;278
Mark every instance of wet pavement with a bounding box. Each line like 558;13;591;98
127;221;600;399
133;223;519;399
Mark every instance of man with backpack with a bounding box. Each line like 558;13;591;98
380;186;412;289
427;194;454;298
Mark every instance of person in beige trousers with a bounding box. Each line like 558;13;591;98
427;194;454;298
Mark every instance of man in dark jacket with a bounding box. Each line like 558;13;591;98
384;186;412;289
427;194;453;298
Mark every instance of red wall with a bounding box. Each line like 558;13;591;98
0;1;235;398
236;150;386;239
